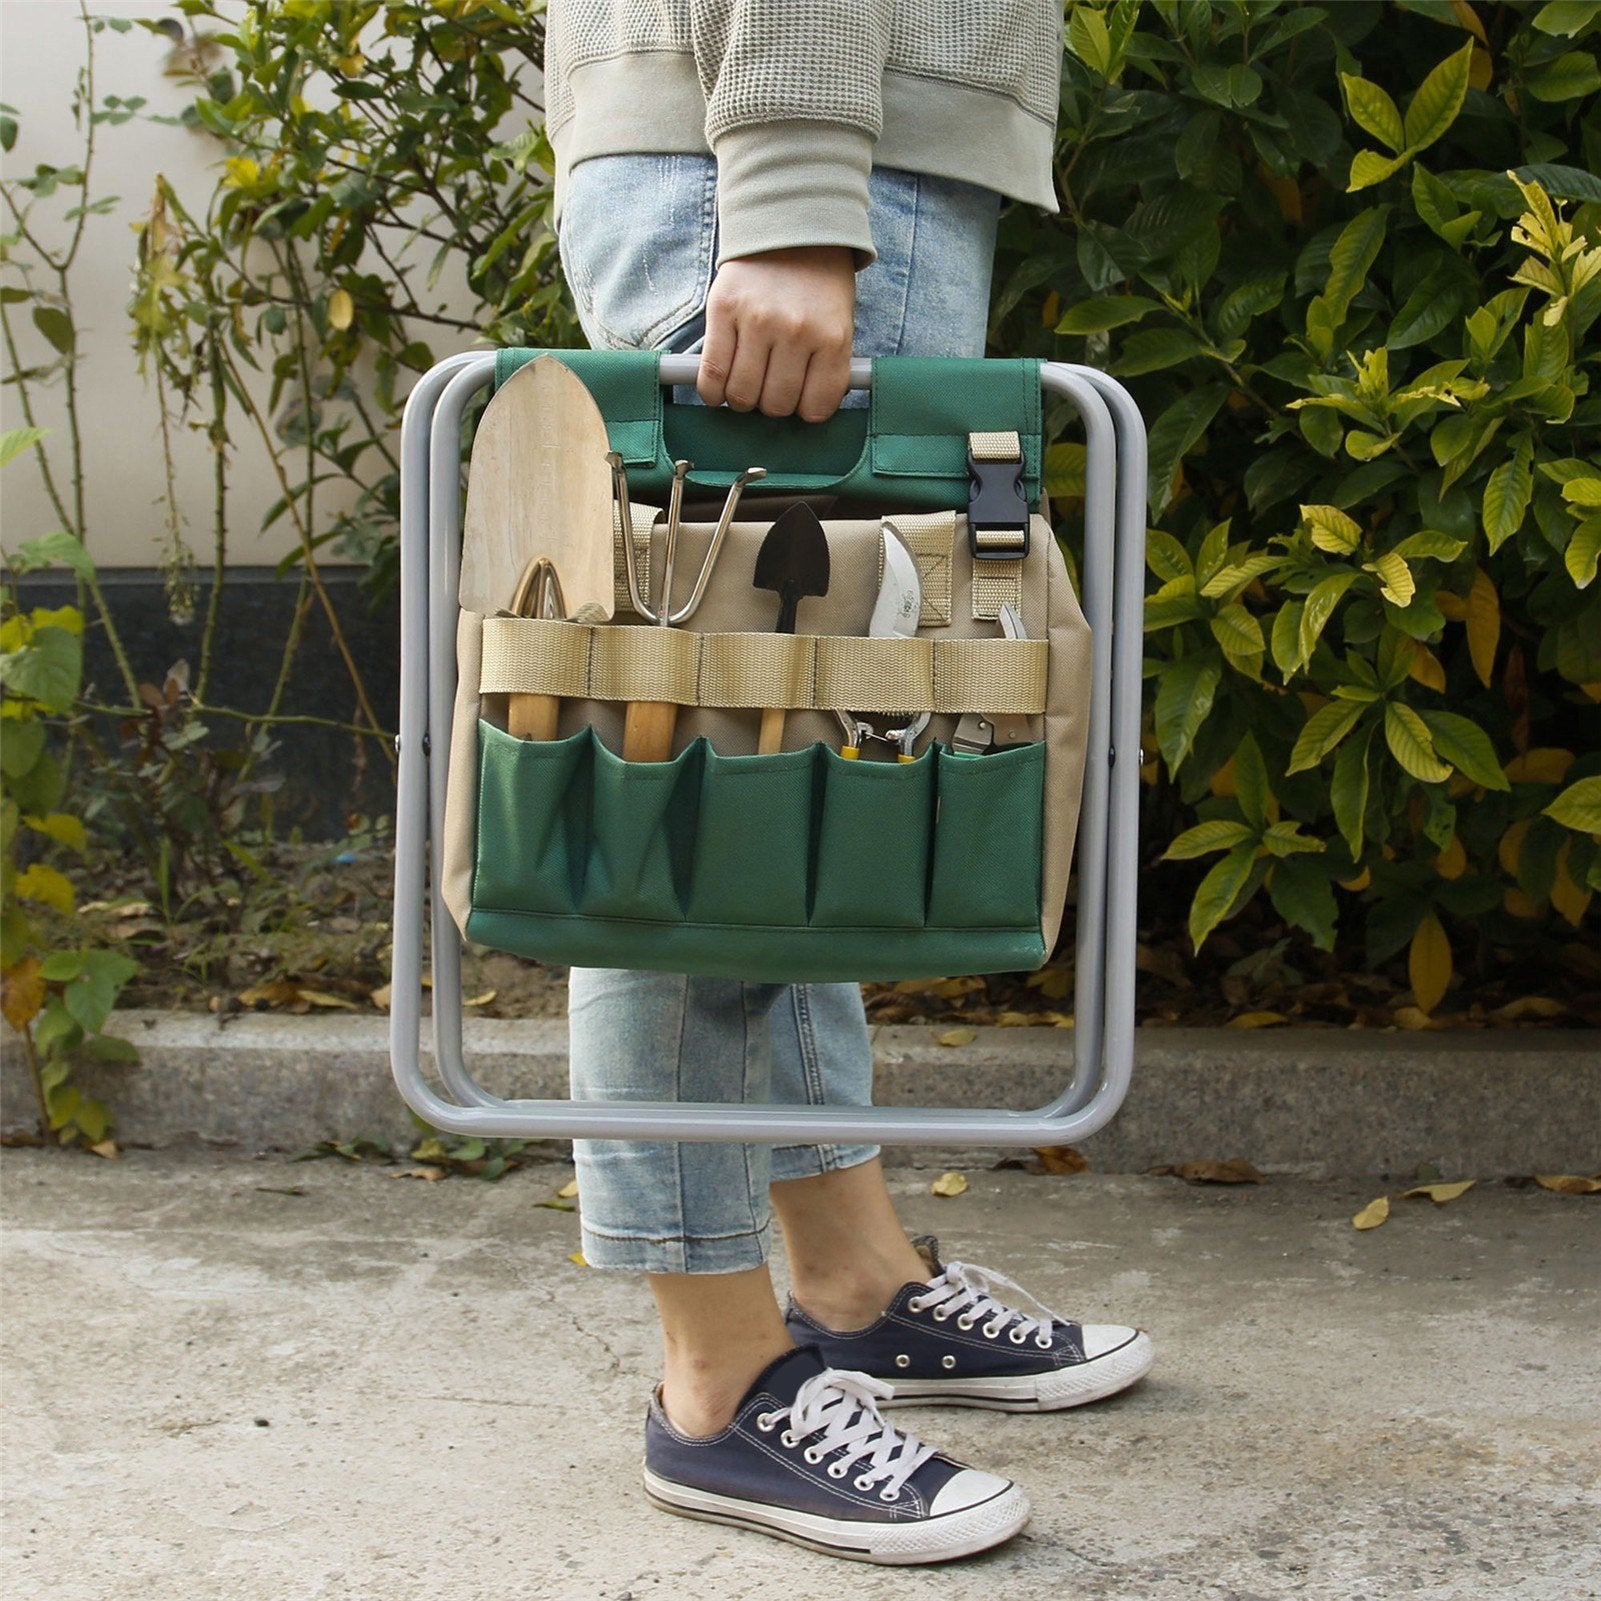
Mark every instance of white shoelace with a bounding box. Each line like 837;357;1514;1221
761;1369;935;1500
908;1260;1067;1348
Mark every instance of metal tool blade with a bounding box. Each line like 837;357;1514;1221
869;526;923;639
753;504;832;634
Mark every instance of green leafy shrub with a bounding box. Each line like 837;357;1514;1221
990;0;1600;1010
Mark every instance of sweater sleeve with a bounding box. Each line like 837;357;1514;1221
689;0;892;267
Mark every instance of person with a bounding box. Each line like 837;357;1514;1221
542;1;1153;1565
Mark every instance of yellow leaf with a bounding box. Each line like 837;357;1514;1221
89;1139;119;1159
1391;1005;1439;1030
389;1165;447;1181
569;1250;588;1266
1;957;47;1030
1210;757;1236;797
25;813;88;853
299;989;359;1011
327;288;355;331
13;863;75;915
1468;44;1493;90
223;156;260;189
1353;1196;1390;1229
1408;909;1452;1014
1449;0;1488;43
995;1010;1031;1026
1435;836;1467;879
556;1179;579;1199
1435;589;1468;621
1227;1011;1287;1028
1503;747;1574;784
1402;1179;1475;1204
1534;1174;1601;1195
1504;886;1540;919
1498;817;1531;876
1408;644;1447;692
1492;995;1567;1020
1041;289;1060;327
1365;552;1415;607
339;50;366;75
936;1028;976;1047
1465;568;1500;687
930;1170;969;1197
463;988;498;1007
369;982;392;1010
1550;843;1592;927
1338;867;1372;892
1025;967;1072;999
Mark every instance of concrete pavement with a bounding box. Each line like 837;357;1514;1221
3;1147;1597;1600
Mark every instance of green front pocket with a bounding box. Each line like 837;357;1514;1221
686;744;816;926
473;721;589;916
812;746;934;928
927;743;1045;930
582;734;700;921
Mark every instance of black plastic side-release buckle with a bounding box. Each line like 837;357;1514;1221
966;445;1030;560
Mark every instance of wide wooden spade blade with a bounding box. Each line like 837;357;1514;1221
753;504;831;754
460;355;615;739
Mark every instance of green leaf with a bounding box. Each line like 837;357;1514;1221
1302;504;1363;554
1299;572;1360;664
1188;844;1259;949
1154;655;1222;774
1322;206;1389;324
9;530;93;580
1384;702;1452;783
1145;530;1193;583
1348;149;1408;192
1340;73;1405;153
1546;775;1601;832
31;306;74;355
1269;855;1337;951
1146;385;1228;517
1272;599;1306;678
1112;327;1207;377
1402;41;1474;152
1288;698;1369;773
1392;530;1466;561
1211;603;1265;658
1565;514;1601;588
1483;436;1534;554
1261;820;1325;858
0;626;81;713
0;426;48;468
1233;734;1271;832
1163;819;1255;861
0;720;44;779
1533;1;1601;37
1056;295;1160;335
1364;552;1416;608
1067;4;1113;75
1526;50;1601;102
1418;711;1510;791
1332;729;1373;860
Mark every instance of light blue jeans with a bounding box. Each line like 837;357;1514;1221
557;154;1002;1274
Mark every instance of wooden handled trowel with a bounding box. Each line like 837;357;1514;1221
459;355;616;738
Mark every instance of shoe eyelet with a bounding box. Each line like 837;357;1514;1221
894;1354;910;1369
804;1447;823;1464
854;1474;874;1491
879;1487;900;1503
941;1355;956;1370
1036;1335;1053;1350
780;1430;798;1448
755;1412;777;1432
932;1308;951;1322
827;1462;848;1479
956;1314;977;1330
982;1322;1004;1339
1009;1328;1028;1344
907;1296;929;1313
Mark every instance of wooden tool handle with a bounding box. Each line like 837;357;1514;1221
757;707;787;755
624;700;678;763
508;692;561;742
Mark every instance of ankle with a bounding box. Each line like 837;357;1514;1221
660;1334;794;1437
788;1251;930;1334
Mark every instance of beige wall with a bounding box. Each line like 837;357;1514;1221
1;0;495;570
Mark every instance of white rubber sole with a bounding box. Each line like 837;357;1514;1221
879;1330;1155;1412
642;1468;1031;1565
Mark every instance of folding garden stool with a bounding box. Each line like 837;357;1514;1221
389;354;1147;1147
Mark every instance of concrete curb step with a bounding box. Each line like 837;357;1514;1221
3;1011;1595;1176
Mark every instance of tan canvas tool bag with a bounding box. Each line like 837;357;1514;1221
440;351;1091;982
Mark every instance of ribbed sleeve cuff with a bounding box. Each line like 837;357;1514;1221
711;120;877;268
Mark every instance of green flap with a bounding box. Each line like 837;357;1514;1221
493;348;1040;507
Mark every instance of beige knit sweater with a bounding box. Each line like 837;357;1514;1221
543;1;1063;268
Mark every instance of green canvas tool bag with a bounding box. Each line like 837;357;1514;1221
440;352;1092;983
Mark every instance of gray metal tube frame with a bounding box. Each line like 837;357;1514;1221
388;354;1145;1144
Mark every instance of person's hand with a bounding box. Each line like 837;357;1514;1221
697;245;856;423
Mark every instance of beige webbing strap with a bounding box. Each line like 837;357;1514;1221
479;617;1047;715
611;501;659;617
881;511;955;626
966;430;1025;621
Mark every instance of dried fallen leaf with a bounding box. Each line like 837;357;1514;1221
299;989;360;1011
1032;1145;1089;1175
1025;967;1073;1000
569;1250;588;1266
1149;1158;1266;1185
934;976;987;1000
930;1170;969;1197
936;1028;976;1047
1390;1005;1438;1030
556;1179;579;1199
237;981;304;1009
1492;996;1568;1021
1401;1180;1475;1205
463;989;498;1008
388;1165;447;1181
1353;1195;1390;1230
89;1139;119;1160
1534;1174;1601;1195
369;982;392;1011
995;1010;1032;1027
1226;1011;1287;1029
534;1198;576;1211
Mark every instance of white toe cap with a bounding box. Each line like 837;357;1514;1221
1081;1322;1142;1359
929;1468;1012;1516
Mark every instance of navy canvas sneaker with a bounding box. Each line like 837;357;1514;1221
642;1344;1030;1564
785;1237;1154;1412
